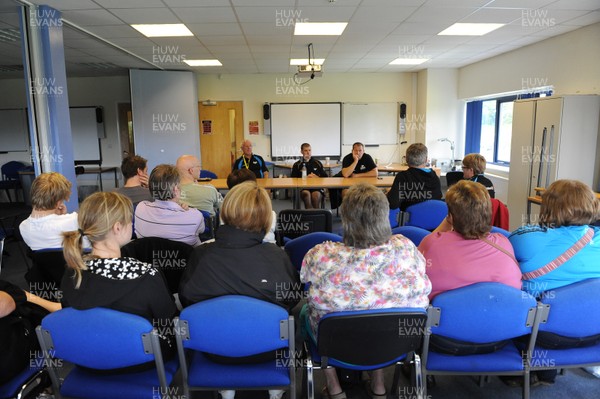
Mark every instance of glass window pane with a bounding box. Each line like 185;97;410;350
480;100;496;161
497;101;514;163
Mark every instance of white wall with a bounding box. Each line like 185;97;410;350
459;23;600;99
196;72;416;165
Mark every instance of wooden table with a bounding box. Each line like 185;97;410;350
273;162;341;177
198;176;395;208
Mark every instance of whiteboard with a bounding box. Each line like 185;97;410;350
0;109;29;152
343;102;399;145
70;107;104;164
270;103;341;159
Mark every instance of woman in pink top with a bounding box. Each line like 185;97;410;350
418;180;521;300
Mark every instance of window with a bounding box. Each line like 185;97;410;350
477;95;516;165
465;91;552;166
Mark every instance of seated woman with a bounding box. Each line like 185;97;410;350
301;183;431;399
418;180;521;300
61;192;177;366
510;179;600;385
179;181;300;399
461;153;495;198
19;172;89;250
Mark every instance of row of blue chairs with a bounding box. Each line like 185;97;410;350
17;279;600;399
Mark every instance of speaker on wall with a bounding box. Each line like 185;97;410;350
263;103;270;120
95;107;103;123
399;103;407;120
399;103;406;136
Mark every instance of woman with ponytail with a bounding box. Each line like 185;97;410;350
61;191;177;367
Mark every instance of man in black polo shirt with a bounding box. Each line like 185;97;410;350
341;142;378;178
232;140;269;178
291;143;328;208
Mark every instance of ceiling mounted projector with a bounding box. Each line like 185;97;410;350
297;64;323;77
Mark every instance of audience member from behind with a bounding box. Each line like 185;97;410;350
179;181;300;399
510;180;600;385
291;143;328;209
113;154;152;206
418;180;521;300
462;153;495;198
176;154;223;216
226;169;276;244
510;179;600;296
20;172;89;250
387;143;442;211
135;164;205;246
1;279;60;384
61;192;177;363
179;181;299;309
232;139;269;178
301;183;431;399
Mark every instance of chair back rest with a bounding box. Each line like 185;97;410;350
391;226;430;246
37;307;158;370
284;232;342;271
199;170;218;179
490;198;510;230
404;200;448;231
178;295;291;357
389;208;400;229
1;161;27;180
538;278;600;337
121;237;193;294
490;226;511;237
445;171;463;188
430;283;537;343
199;210;215;238
317;308;427;366
277;209;333;241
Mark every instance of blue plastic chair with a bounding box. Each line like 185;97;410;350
174;295;296;399
36;307;179;399
391;226;430;247
284;232;342;272
490;226;511;237
389;208;400;228
530;278;600;372
422;283;544;399
403;200;448;231
0;365;46;399
199;169;217;179
304;308;428;399
0;161;27;202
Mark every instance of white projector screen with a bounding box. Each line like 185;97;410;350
270;103;341;159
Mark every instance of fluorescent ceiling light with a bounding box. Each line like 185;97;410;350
290;59;325;65
184;59;222;67
131;24;193;37
389;58;428;65
294;22;347;36
438;23;504;36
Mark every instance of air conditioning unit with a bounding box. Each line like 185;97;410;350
297;64;323;77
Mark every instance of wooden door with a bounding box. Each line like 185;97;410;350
198;101;244;179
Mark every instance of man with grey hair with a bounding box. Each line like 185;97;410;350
387;143;442;211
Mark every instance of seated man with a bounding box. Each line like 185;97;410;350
232;139;269;178
291;143;328;209
176;155;223;217
340;142;378;178
387;143;442;211
113;154;153;206
135;164;204;246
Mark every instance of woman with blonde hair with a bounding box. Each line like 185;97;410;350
302;183;431;399
19;172;88;250
61;192;176;363
461;153;495;198
179;181;299;399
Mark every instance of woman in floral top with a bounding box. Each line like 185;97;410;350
301;183;431;399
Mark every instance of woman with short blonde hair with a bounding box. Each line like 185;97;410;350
19;172;86;250
220;181;272;234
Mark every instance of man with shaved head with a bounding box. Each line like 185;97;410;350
176;155;223;216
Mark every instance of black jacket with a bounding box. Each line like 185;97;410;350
179;225;301;311
387;167;443;211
